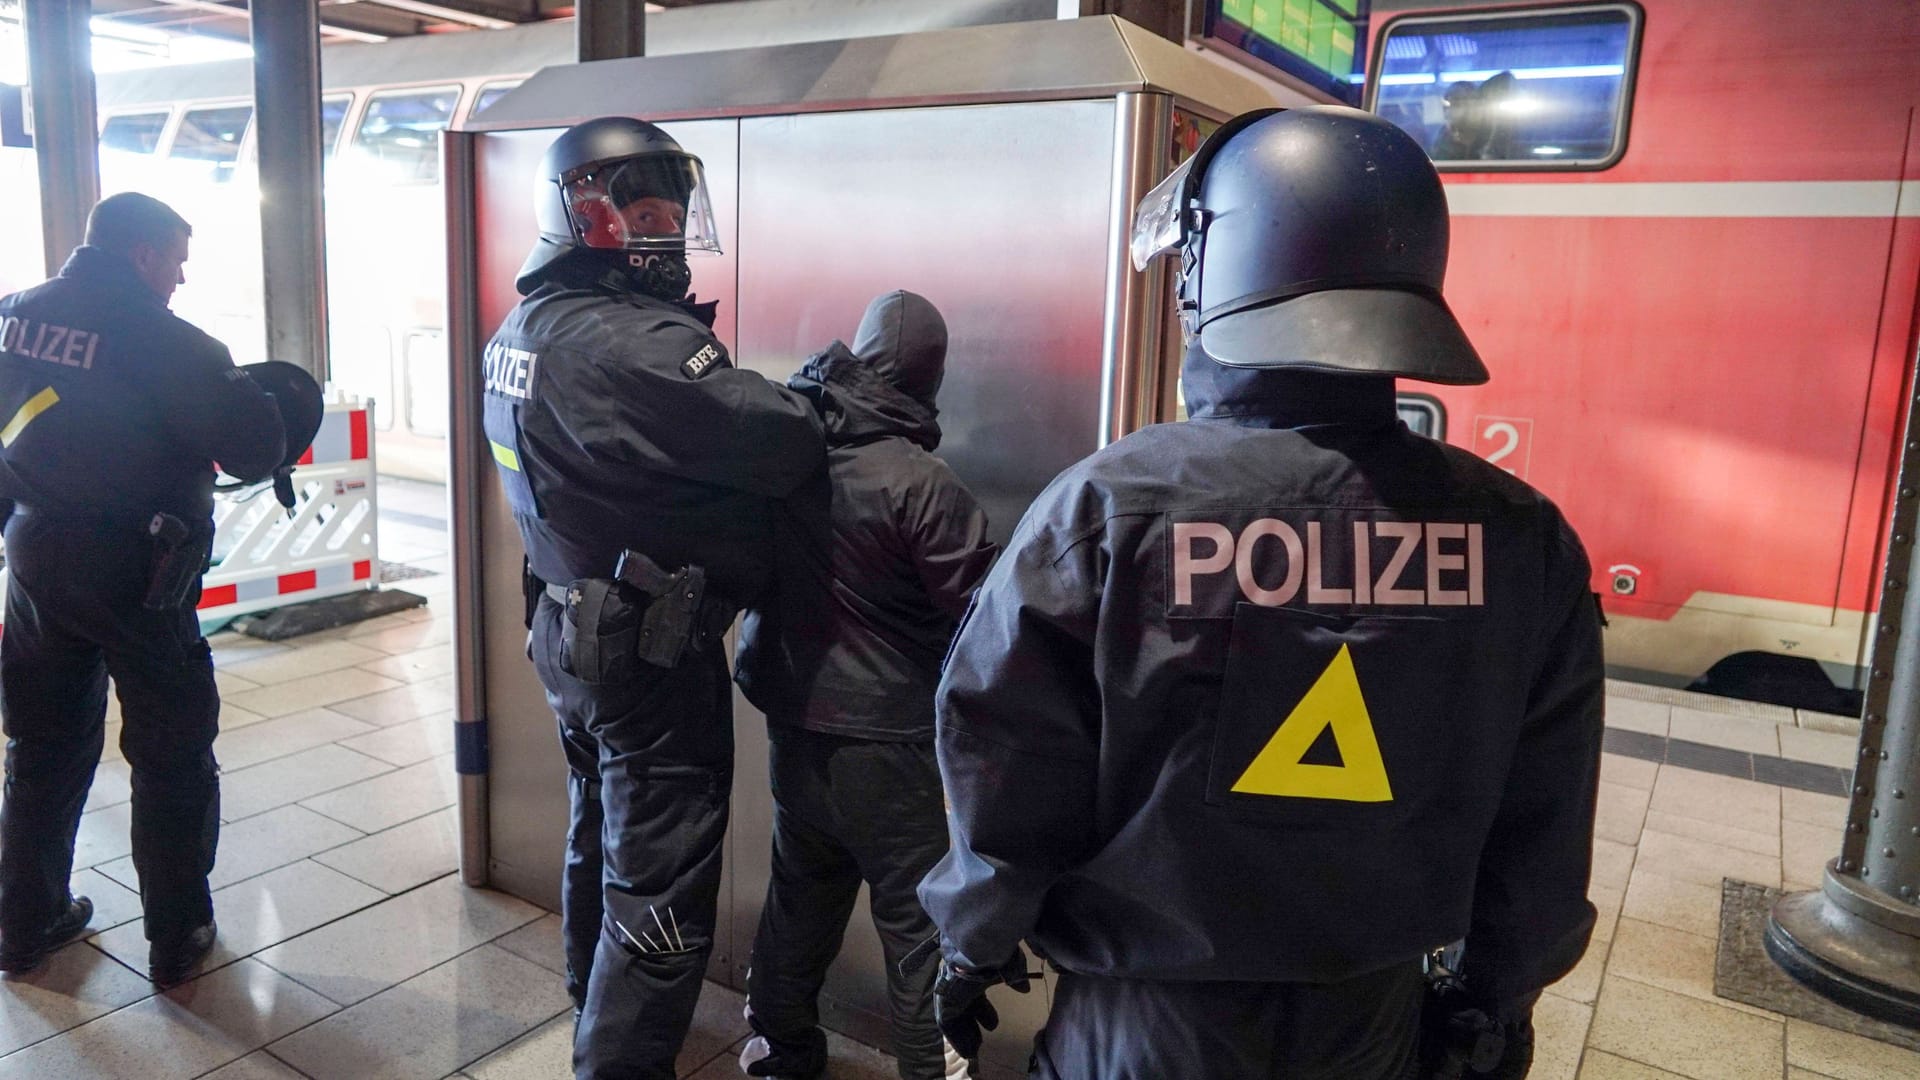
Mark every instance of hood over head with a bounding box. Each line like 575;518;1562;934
850;290;947;407
788;340;941;452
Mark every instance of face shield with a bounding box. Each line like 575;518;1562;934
558;152;723;256
1129;155;1199;271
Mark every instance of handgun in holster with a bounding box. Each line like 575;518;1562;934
615;548;710;669
1418;946;1509;1080
142;512;207;611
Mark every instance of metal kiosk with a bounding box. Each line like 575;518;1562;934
445;15;1289;1069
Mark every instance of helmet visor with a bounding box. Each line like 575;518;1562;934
1130;155;1197;271
559;153;722;255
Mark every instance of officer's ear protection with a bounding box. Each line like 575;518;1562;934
1171;108;1284;336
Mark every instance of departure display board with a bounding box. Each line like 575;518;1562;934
1210;0;1368;106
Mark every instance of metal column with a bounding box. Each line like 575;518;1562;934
22;0;98;278
1097;91;1173;446
250;1;331;383
577;0;645;62
1768;374;1920;1024
443;131;490;887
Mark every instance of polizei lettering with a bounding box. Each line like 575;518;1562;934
482;342;539;400
0;315;99;370
1169;512;1485;616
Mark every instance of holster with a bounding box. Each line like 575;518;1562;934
1417;947;1512;1080
617;548;731;669
556;578;647;685
142;512;210;611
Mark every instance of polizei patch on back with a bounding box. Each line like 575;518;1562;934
1167;510;1486;617
482;342;539;400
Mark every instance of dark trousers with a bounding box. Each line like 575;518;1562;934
0;513;219;947
531;594;733;1080
1031;961;1426;1080
748;726;951;1080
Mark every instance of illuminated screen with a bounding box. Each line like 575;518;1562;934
1210;0;1369;106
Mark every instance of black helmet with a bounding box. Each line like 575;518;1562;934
1131;106;1487;385
245;361;325;472
516;116;721;293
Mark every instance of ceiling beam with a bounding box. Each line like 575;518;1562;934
356;0;519;29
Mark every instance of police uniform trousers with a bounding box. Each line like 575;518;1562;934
531;592;733;1080
1029;960;1426;1080
747;726;950;1080
0;511;219;948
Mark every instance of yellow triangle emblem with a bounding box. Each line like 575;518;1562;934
1230;644;1393;802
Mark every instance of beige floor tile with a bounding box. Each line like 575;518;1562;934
0;958;336;1080
492;913;567;978
219;701;270;732
330;674;457;728
338;712;457;767
1596;781;1651;846
353;617;453;657
357;645;455;685
1590;882;1625;943
1782;788;1850;829
1606;917;1777;1019
214;708;379;771
1607;697;1671;736
223;669;404;720
212;671;263;698
71;868;143;934
220;744;395;822
1776;726;1861;770
1642;810;1780;857
1602;752;1660;791
1592;838;1637;892
72;802;133;870
92;860;386;978
98;804;365;896
1587;977;1784;1080
81;760;133;814
1548;935;1609;1005
1634;830;1780;890
218;640;390;687
1622;868;1723;939
1783;820;1843;890
300;755;455;834
1533;992;1593;1080
463;1012;572;1080
1578;1050;1691;1079
100;721;124;762
1669;706;1780;756
255;876;542;1006
343;612;424;639
197;1051;308;1079
1650;767;1780;834
312;806;458;894
267;945;571;1080
0;941;155;1057
1785;1018;1920;1079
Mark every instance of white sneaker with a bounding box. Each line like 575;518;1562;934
943;1038;971;1080
739;1035;772;1075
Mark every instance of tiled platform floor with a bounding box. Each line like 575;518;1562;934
2;483;1916;1078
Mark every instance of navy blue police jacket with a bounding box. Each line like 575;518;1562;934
0;246;285;523
919;354;1604;1009
483;275;824;599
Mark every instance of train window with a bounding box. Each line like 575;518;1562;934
348;86;460;184
101;112;168;156
1396;394;1446;441
168;104;252;183
1369;4;1640;170
321;94;352;158
469;82;521;121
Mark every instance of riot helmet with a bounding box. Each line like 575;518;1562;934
517;116;721;296
1131;106;1487;385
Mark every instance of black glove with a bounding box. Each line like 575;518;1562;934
1421;989;1535;1079
931;947;1035;1062
272;466;297;514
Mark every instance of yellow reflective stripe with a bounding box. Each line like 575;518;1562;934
490;439;521;471
0;386;60;448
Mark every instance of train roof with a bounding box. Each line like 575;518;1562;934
95;0;1061;109
468;15;1278;131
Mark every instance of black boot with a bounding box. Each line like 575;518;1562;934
149;921;218;987
0;895;94;974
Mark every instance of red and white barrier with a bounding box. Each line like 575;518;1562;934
198;400;382;626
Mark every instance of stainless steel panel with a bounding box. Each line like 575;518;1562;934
1098;91;1174;445
729;99;1117;1070
251;2;331;383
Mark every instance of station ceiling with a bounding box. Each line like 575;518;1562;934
88;1;690;45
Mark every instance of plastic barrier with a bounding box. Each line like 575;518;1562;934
197;399;382;626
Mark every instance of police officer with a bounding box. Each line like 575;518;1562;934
0;192;293;985
918;107;1605;1079
483;117;824;1080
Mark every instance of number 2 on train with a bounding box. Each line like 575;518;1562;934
1474;417;1532;479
